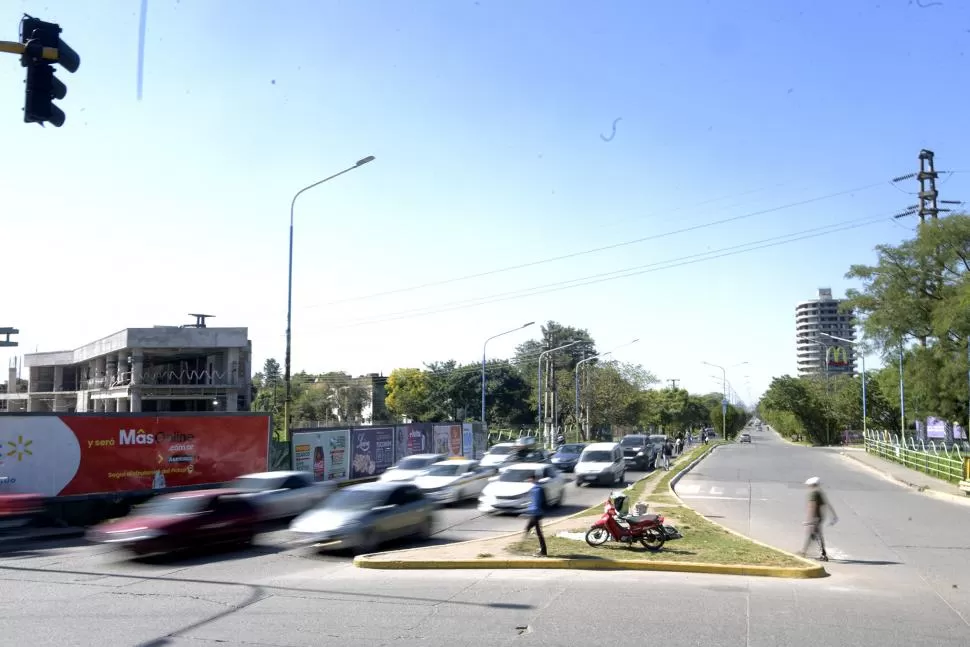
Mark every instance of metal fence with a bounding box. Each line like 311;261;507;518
864;430;966;484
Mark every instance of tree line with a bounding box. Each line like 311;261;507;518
252;321;750;440
759;213;970;445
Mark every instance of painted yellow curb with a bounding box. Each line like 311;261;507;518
353;554;827;578
667;443;829;576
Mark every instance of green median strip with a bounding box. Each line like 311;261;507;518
509;441;808;568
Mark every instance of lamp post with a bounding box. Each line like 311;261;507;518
283;156;376;439
575;352;612;439
703;361;748;437
537;341;582;444
820;332;866;437
481;322;534;428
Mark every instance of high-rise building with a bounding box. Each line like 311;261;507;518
795;288;857;377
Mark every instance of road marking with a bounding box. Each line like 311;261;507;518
734;488;750;496
679;495;768;501
710;486;724;495
677;483;701;494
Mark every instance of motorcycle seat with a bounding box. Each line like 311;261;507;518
623;513;660;524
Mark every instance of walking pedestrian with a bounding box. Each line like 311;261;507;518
662;439;673;470
800;476;838;561
523;473;548;557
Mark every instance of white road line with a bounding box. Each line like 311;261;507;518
679;495;769;501
677;483;701;494
734;488;750;496
709;486;724;495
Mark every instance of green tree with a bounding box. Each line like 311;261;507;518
385;368;432;422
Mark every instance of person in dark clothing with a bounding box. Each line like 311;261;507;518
800;476;838;561
662;440;673;470
523;474;548;557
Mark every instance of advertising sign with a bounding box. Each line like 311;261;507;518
826;346;849;368
349;427;395;480
431;424;452;455
448;425;462;456
291;429;350;482
398;424;429;457
473;427;487;459
462;424;474;459
0;414;270;497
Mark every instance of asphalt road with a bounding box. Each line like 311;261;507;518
676;427;970;628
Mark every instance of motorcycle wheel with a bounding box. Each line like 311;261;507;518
585;527;610;547
639;530;665;552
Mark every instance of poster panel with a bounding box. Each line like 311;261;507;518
0;414;270;497
473;427;487;459
462;423;474;459
448;425;462;456
431;425;451;455
291;429;350;482
350;427;395;480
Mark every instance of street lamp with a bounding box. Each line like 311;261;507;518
481;322;534;427
820;332;866;437
703;361;747;437
283;155;376;439
575;352;612;439
537;340;583;443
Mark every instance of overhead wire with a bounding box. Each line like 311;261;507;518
321;212;895;329
310;179;889;308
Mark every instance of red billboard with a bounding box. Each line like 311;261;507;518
0;414;270;497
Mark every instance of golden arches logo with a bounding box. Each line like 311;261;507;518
826;346;849;367
5;435;33;462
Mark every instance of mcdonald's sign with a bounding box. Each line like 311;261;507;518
826;345;849;367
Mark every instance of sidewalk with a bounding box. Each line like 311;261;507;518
836;447;969;503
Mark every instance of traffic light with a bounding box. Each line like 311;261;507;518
19;16;79;127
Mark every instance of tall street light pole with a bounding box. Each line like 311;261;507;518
820;332;866;437
575;352;612;439
481;322;534;428
537;341;582;443
703;360;747;437
284;155;376;440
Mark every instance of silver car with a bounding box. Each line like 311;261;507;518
288;482;436;554
227;471;336;521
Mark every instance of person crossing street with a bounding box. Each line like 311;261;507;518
523;473;548;557
800;476;838;561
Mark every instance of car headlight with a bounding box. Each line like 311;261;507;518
636;451;644;457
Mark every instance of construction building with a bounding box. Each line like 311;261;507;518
795;288;857;377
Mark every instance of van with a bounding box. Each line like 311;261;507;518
574;442;625;486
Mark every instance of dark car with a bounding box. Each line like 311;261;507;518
86;489;261;556
549;443;587;472
619;434;654;470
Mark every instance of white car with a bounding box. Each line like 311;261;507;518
477;463;566;515
378;454;447;483
227;471;336;521
413;460;495;504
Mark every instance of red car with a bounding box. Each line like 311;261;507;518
86;489;260;556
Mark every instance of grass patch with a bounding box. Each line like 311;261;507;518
509;441;806;567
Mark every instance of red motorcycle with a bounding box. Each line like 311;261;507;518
585;493;683;551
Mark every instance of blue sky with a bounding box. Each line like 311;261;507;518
1;0;968;403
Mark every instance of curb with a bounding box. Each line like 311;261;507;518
838;451;970;508
0;527;86;547
352;554;826;578
667;443;829;579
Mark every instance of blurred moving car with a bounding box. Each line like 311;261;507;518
619;434;654;470
413;459;495;504
378;453;448;483
477;463;566;514
288;482;435;554
481;440;550;471
549;443;587;472
739;432;752;444
0;493;45;531
86;489;261;556
226;471;336;521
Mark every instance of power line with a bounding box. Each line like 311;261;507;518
310;179;890;309
324;212;892;328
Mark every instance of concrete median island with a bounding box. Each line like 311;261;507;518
355;442;827;578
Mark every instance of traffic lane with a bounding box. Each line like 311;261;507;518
2;549;968;647
428;469;649;542
675;432;970;620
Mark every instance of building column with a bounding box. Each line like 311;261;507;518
130;349;143;385
7;366;16;394
130;390;142;413
53;366;64;392
116;398;129;412
227;348;240;386
105;356;118;387
104;398;116;413
117;352;128;384
94;399;106;412
225;391;238;412
94;357;106;388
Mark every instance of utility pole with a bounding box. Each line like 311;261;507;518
667;379;679;389
893;149;964;223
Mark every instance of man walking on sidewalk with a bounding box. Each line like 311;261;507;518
523;474;548;557
800;476;838;561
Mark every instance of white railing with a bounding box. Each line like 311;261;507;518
864;430;966;484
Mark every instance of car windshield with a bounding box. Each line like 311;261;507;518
499;469;538;483
426;464;462;476
649;435;667;445
320;488;387;511
487;446;515;455
580;451;613;462
396;457;436;470
556;444;584;454
620;437;645;446
137;495;210;516
228;477;286;491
